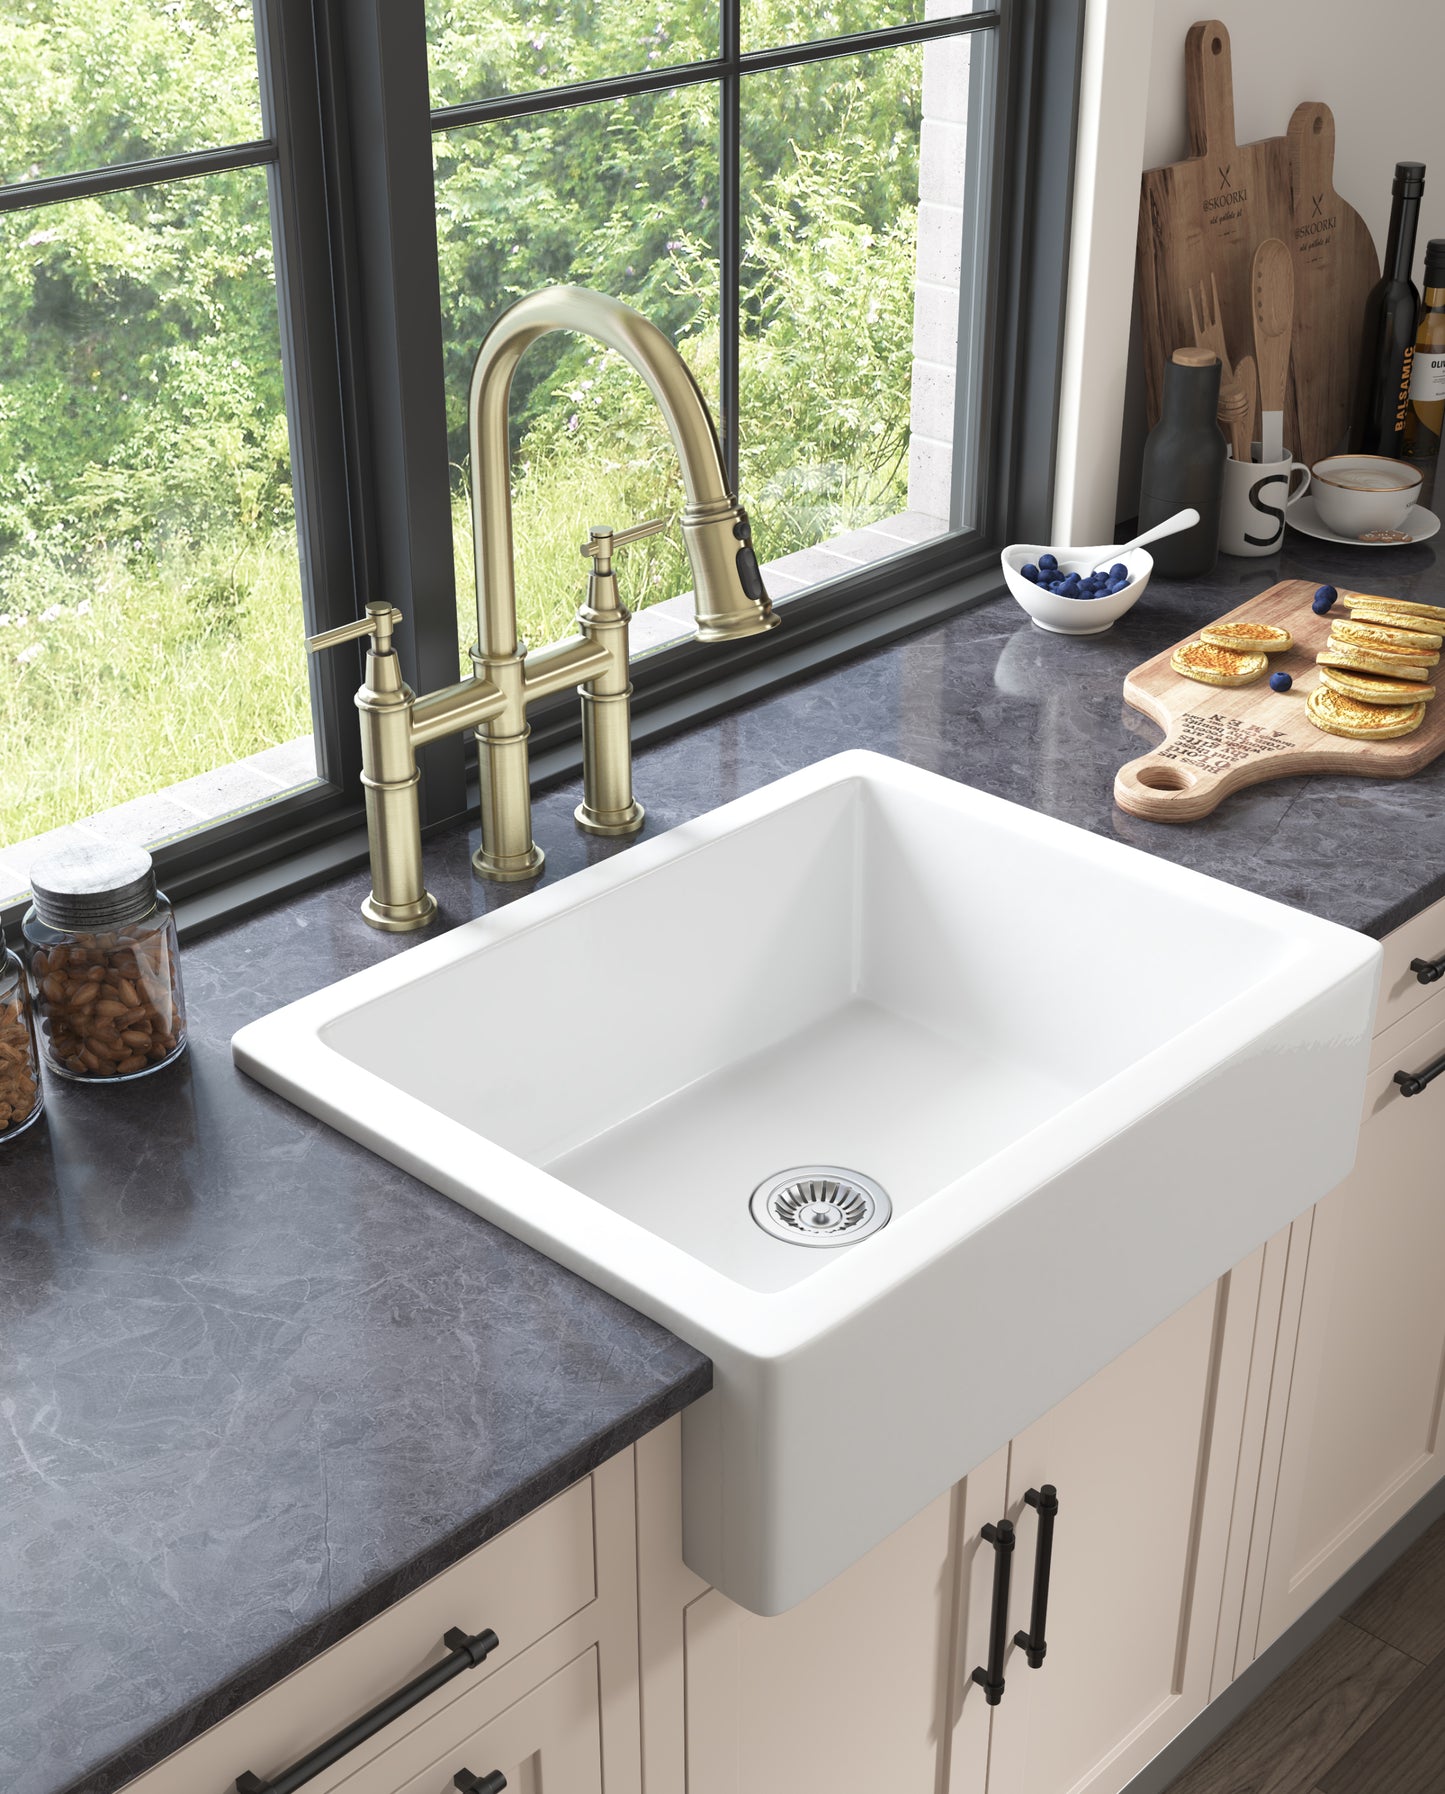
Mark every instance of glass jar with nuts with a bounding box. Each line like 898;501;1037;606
0;944;44;1139
22;842;188;1083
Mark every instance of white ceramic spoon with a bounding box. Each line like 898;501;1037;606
1054;508;1200;577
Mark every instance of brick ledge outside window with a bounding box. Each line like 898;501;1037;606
0;511;947;906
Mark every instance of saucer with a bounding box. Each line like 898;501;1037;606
1285;492;1441;548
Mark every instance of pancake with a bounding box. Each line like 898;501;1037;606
1332;617;1445;654
1318;642;1435;680
1319;665;1437;707
1170;640;1269;687
1306;686;1425;740
1343;605;1445;641
1340;592;1445;624
1199;620;1294;654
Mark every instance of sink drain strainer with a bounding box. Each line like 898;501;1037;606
749;1166;892;1247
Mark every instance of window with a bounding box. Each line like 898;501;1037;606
0;0;1083;927
427;3;992;660
0;3;320;905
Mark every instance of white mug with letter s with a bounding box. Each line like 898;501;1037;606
1219;443;1311;557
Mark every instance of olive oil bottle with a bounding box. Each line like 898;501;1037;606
1404;238;1445;457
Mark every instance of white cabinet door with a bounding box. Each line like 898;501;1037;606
681;1487;961;1794
977;1276;1251;1794
1257;999;1445;1649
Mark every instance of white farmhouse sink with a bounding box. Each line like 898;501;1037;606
234;751;1380;1614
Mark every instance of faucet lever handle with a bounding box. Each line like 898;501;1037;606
307;602;403;656
581;518;669;562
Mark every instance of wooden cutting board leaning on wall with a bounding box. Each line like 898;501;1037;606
1138;21;1295;443
1287;101;1381;464
1138;24;1384;470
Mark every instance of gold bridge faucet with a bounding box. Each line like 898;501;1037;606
309;286;778;931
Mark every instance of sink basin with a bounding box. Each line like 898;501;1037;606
234;751;1379;1613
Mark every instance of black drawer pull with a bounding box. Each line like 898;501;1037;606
971;1518;1015;1706
455;1773;507;1793
235;1627;499;1793
1395;1052;1445;1099
1013;1484;1059;1669
1410;954;1445;985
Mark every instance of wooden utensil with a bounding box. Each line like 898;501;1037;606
1114;580;1444;822
1190;272;1234;381
1252;239;1294;464
1233;352;1259;450
1287;102;1382;464
1218;381;1252;462
1138;22;1292;431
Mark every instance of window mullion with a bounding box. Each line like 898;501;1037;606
322;0;467;827
251;0;360;795
721;0;742;492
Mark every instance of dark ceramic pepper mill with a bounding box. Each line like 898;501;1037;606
1138;348;1226;578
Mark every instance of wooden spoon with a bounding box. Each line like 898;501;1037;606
1252;240;1294;464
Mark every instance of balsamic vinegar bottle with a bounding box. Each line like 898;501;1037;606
1355;161;1426;457
1138;348;1225;578
1404;238;1445;458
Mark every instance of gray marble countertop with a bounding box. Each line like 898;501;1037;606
4;516;1444;1794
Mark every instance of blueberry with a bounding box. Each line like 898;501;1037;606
1109;563;1129;582
1039;552;1058;571
1021;562;1040;583
1107;579;1126;595
1313;584;1338;614
1269;671;1293;693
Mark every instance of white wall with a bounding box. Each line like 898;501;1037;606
1055;0;1445;543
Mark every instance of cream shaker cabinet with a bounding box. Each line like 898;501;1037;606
962;1276;1252;1794
1253;982;1445;1653
123;1453;640;1794
639;1259;1259;1794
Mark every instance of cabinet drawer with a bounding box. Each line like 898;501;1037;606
1375;891;1445;1040
1371;972;1445;1074
325;1648;603;1794
127;1477;597;1794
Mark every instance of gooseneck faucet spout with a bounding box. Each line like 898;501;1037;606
470;287;776;655
307;286;778;927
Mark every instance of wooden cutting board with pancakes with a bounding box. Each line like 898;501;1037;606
1115;581;1445;821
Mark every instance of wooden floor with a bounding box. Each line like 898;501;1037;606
1162;1513;1445;1794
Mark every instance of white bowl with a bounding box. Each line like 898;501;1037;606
1001;543;1154;636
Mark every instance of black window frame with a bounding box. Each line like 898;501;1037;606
1;0;1085;939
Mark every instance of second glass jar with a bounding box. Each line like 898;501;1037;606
0;946;44;1138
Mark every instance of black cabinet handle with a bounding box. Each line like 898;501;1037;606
1410;954;1445;985
455;1773;507;1793
1395;1052;1445;1099
1013;1485;1059;1669
971;1518;1015;1706
235;1627;500;1793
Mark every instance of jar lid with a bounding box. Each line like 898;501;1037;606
28;840;157;932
